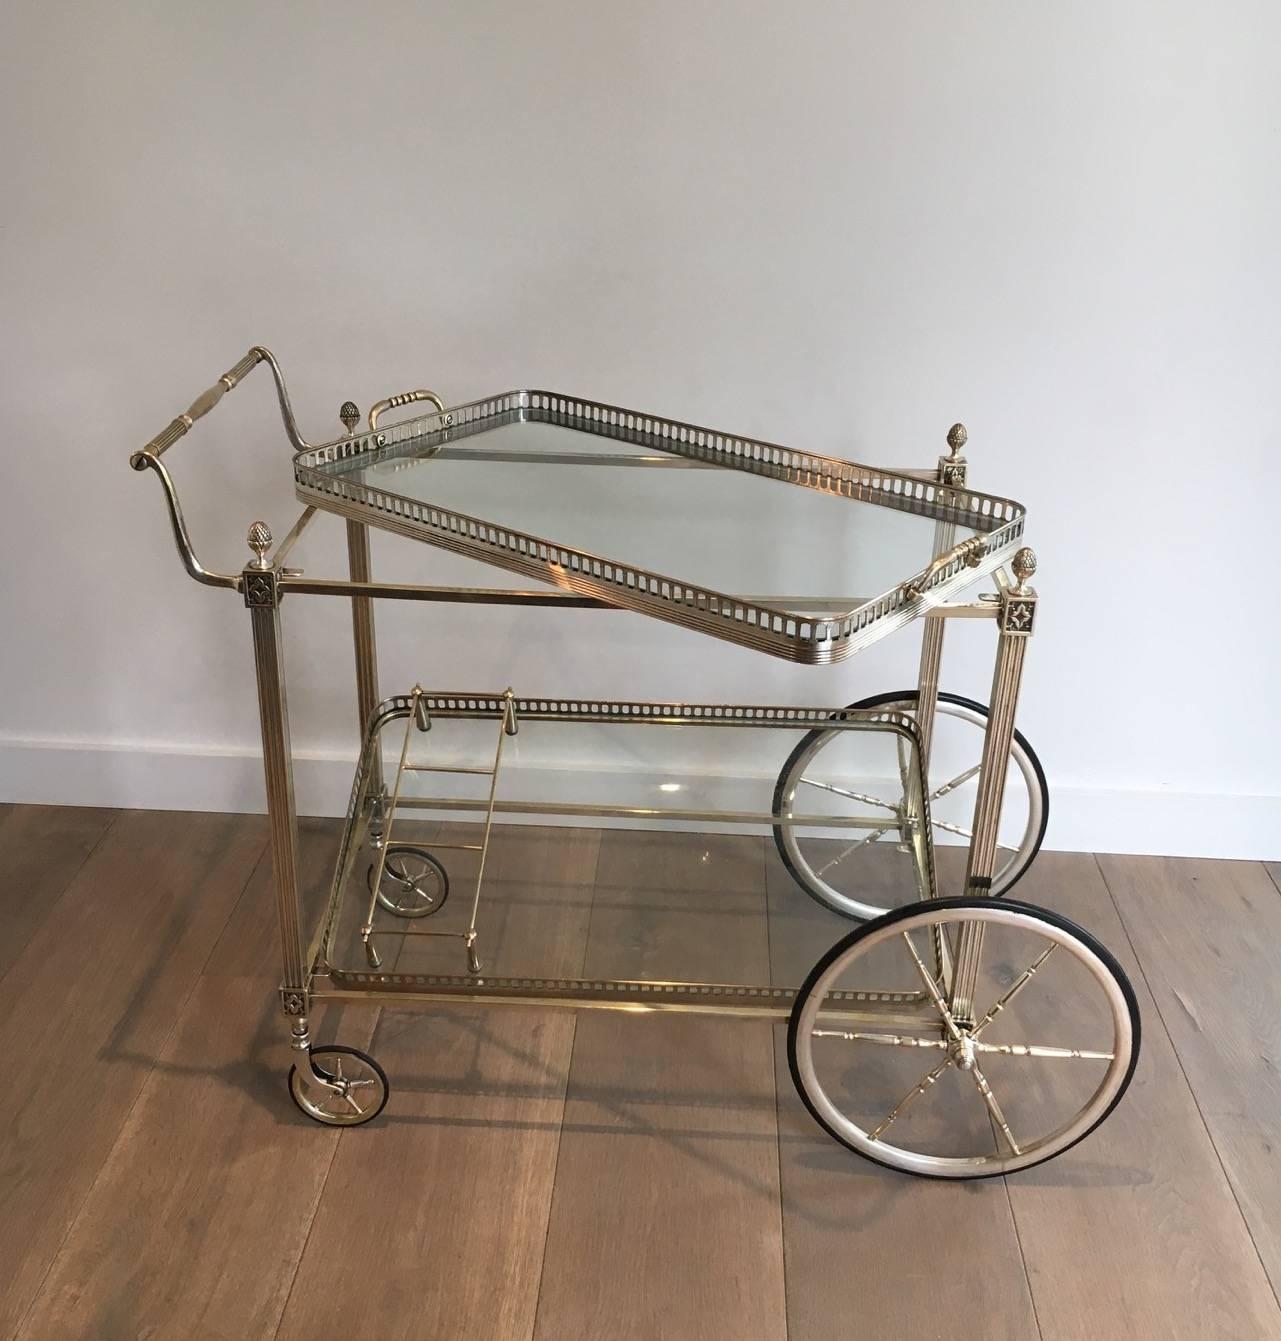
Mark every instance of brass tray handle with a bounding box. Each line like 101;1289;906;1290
902;536;988;599
368;389;446;431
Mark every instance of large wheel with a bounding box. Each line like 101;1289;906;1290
787;898;1139;1178
289;1045;389;1127
773;690;1049;920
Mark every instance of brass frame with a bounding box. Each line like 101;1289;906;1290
129;347;1038;1093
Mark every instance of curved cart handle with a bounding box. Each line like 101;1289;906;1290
368;388;446;431
131;348;263;468
129;345;310;471
128;345;309;589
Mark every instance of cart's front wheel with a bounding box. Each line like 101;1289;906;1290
368;845;450;919
788;898;1139;1178
289;1045;390;1127
773;691;1049;920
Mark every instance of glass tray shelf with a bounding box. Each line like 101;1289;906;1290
294;390;1026;664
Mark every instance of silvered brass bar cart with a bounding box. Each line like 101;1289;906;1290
129;347;1139;1178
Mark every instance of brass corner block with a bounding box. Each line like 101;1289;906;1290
1001;595;1037;635
243;568;280;608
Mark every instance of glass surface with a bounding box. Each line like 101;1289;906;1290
324;712;927;984
319;419;978;610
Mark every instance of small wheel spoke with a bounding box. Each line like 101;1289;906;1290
901;932;964;1042
969;1063;1021;1155
972;943;1058;1038
974;1040;1114;1061
895;736;912;798
868;1055;954;1141
798;777;899;812
812;1029;946;1049
930;818;1015;851
342;1091;365;1116
815;827;893;877
930;763;982;801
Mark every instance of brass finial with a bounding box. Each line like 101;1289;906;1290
247;520;273;569
1012;547;1037;593
946;423;968;459
340;401;360;434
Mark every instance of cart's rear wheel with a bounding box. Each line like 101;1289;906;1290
773;691;1048;920
289;1045;389;1127
368;845;450;919
788;898;1139;1178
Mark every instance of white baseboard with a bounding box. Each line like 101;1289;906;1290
1;734;1278;861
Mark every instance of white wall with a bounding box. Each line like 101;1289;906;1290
2;1;1278;857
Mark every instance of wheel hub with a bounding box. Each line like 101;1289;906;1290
950;1032;977;1071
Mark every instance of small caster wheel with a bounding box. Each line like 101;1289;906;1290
368;845;450;918
289;1045;389;1127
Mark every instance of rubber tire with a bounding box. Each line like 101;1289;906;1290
288;1045;390;1127
771;689;1050;919
786;896;1141;1179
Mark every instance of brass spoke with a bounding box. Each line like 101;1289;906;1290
901;931;964;1043
934;817;1016;849
972;943;1058;1038
969;1063;1021;1155
812;1029;947;1048
895;735;912;800
798;777;898;812
974;1040;1114;1061
815;827;892;877
930;763;981;801
868;1055;955;1142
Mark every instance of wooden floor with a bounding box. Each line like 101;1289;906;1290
2;802;1280;1340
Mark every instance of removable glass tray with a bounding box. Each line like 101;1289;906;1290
294;391;1026;664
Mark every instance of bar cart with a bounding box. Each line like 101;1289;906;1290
129;347;1139;1179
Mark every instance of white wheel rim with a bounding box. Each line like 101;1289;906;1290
793;905;1133;1176
778;700;1044;919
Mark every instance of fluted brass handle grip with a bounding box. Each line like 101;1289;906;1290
368;388;446;431
903;536;989;598
130;347;267;469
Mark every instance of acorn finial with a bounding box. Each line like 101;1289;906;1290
946;423;968;459
340;401;360;434
1012;547;1037;593
247;521;273;569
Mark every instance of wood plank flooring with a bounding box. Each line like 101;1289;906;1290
2;805;1280;1339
